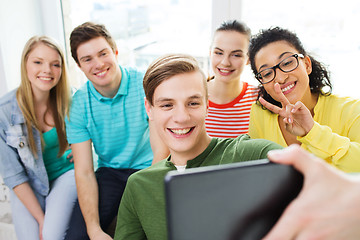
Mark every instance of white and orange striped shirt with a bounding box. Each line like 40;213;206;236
205;82;259;138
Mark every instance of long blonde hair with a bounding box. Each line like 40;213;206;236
16;36;71;158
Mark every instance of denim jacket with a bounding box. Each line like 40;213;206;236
0;89;49;196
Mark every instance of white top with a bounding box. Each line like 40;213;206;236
175;165;186;172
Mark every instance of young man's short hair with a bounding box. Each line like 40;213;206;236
70;22;117;64
143;54;207;106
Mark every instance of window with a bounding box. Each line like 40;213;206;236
241;0;360;98
62;0;212;87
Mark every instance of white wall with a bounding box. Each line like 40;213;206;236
211;0;243;35
0;45;7;97
0;0;42;96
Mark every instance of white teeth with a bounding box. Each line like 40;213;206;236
38;77;52;81
219;69;231;73
282;83;295;92
96;70;107;77
171;128;191;135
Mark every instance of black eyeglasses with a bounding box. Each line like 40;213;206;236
255;53;304;84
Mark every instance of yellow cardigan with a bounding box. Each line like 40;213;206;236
249;94;360;172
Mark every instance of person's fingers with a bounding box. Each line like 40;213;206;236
283;117;289;125
259;97;282;114
274;83;291;107
285;104;294;123
267;145;295;164
267;145;319;175
291;101;304;113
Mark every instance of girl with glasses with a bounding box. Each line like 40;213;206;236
205;20;258;138
248;27;360;172
0;36;77;240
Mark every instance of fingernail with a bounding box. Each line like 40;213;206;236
267;149;281;157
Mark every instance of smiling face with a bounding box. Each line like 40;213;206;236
77;37;121;97
26;43;62;96
210;31;249;84
254;41;313;105
145;71;211;162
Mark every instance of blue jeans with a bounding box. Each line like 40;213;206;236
10;169;77;240
64;167;139;240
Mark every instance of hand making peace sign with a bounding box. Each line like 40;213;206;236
259;83;315;137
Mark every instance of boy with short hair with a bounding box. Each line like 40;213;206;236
114;54;282;240
65;22;167;239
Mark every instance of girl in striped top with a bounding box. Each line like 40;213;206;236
206;20;258;138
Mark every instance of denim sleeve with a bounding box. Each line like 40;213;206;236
0;124;29;190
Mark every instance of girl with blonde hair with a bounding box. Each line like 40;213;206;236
0;35;77;240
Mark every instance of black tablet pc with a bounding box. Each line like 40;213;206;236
165;159;303;240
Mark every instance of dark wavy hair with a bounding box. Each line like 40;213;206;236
248;27;332;108
70;22;117;65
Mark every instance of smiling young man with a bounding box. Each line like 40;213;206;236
114;54;282;240
64;22;167;240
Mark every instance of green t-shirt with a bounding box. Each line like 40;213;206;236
42;128;73;181
114;135;283;240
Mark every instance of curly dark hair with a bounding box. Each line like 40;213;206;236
248;27;332;108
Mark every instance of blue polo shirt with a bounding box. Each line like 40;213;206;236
66;66;152;170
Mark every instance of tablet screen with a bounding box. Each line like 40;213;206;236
165;160;303;240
